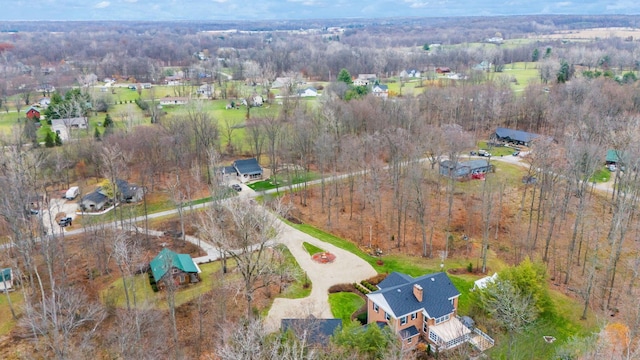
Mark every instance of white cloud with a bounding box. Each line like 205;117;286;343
404;0;430;9
212;0;228;3
122;0;138;3
95;1;110;8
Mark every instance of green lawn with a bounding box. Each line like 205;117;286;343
500;62;541;91
329;292;365;322
589;167;611;183
0;291;23;336
487;290;598;359
247;171;319;192
278;245;312;299
302;241;325;255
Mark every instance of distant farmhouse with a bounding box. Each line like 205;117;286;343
51;117;88;141
372;84;389;98
353;74;377;86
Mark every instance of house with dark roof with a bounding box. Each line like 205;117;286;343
439;159;494;180
150;248;201;290
0;268;14;292
367;272;471;350
281;317;342;346
492;127;541;146
116;179;144;203
233;158;263;182
79;190;109;212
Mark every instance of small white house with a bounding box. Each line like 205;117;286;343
297;87;318;97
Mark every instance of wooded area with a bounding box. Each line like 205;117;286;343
1;14;640;359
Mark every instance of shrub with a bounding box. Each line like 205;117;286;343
467;262;474;273
329;283;355;293
366;274;388;285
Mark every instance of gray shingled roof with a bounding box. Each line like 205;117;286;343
377;272;413;289
281;318;342;345
399;325;420;339
495;127;540;143
369;272;460;319
233;158;262;176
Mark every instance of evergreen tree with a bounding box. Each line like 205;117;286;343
94;127;101;141
557;60;571;83
54;132;63;146
337;68;352;84
532;48;540;62
44;132;55;148
103;113;113;127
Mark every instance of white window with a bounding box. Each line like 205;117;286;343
411;312;417;320
385;312;390;321
401;316;407;325
408;337;412;343
373;303;379;313
435;314;450;325
429;329;439;343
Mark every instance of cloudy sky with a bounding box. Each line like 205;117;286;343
2;0;639;21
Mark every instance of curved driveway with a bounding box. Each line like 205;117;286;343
264;222;377;332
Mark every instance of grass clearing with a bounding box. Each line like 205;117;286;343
0;291;23;336
278;245;312;299
302;241;325;255
329;292;365;322
590;167;611;183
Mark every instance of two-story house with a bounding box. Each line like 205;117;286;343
366;272;471;350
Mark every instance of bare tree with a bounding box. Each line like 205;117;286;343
217;199;287;319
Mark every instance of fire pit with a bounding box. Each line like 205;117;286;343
311;252;336;264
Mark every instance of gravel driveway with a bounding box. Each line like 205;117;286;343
263;221;377;332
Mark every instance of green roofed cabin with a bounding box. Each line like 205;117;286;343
0;268;14;292
606;149;621;165
149;248;201;290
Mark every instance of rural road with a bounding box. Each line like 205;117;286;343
29;182;377;330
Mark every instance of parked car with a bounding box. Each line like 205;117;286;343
470;151;477;156
512;151;520;156
58;217;72;227
478;150;491;157
522;176;538;185
231;184;242;192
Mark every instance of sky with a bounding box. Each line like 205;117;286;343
1;0;639;21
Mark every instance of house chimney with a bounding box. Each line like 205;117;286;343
413;284;423;302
